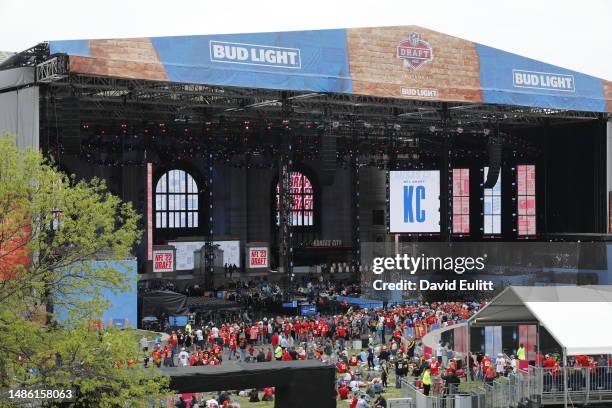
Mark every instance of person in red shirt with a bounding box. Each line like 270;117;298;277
262;387;275;402
349;355;359;367
392;328;402;342
337;361;348;374
163;345;173;367
481;355;491;374
543;355;555;370
271;333;279;347
228;338;237;360
430;358;440;376
250;325;259;345
284;323;292;338
337;384;350;400
151;348;162;367
281;349;292;361
168;331;178;355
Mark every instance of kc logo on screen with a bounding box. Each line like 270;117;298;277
389;171;440;233
396;32;434;70
403;185;426;223
210;41;301;69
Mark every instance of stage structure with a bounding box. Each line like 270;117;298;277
0;25;610;293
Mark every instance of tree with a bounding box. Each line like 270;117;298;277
0;134;169;406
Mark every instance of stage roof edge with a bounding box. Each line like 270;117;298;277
33;25;612;113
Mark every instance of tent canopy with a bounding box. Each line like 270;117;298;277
46;25;611;113
469;286;612;355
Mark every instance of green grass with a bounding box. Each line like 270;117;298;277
216;369;406;408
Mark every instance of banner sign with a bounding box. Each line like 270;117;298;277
153;248;175;272
389;170;440;233
49;25;611;112
210;41;301;69
300;304;317;316
248;247;269;269
169;240;240;270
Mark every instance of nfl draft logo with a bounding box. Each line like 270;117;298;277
396;32;433;70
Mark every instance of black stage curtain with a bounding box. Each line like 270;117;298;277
141;290;189;316
160;360;337;408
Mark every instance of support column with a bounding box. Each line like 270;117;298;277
440;104;452;241
204;152;215;289
563;348;568;408
277;93;293;282
350;116;361;278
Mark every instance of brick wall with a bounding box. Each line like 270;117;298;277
69;38;168;80
347;26;483;103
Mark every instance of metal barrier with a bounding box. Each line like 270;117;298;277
388;397;416;408
401;379;473;408
529;365;612;406
402;366;612;407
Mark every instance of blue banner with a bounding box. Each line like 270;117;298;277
476;44;606;112
150;30;352;93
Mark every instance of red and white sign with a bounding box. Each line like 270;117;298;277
153;249;175;272
248;247;269;269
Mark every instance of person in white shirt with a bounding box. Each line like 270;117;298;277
205;399;219;408
139;336;149;352
436;341;444;365
510;355;518;373
178;348;190;367
495;353;506;375
195;328;204;347
279;335;288;349
356;394;369;408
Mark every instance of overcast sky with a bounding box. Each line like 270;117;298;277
1;0;610;79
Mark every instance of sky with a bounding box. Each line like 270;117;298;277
0;0;610;80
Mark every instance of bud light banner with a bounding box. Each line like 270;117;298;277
389;170;440;233
49;25;611;112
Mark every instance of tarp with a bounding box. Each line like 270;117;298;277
55;259;138;327
140;290;188;316
468;285;612;355
48;25;612;112
0;83;39;150
0;67;34;91
160;360;336;408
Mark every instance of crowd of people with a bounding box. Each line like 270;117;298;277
139;297;481;407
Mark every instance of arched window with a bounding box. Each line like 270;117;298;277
276;171;314;227
155;169;198;229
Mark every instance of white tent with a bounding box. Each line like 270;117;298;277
468;285;612;355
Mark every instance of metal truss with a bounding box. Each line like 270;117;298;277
0;43;48;70
36;55;69;83
43;73;604;130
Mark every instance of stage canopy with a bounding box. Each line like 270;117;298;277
44;25;612;113
468;285;612;355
